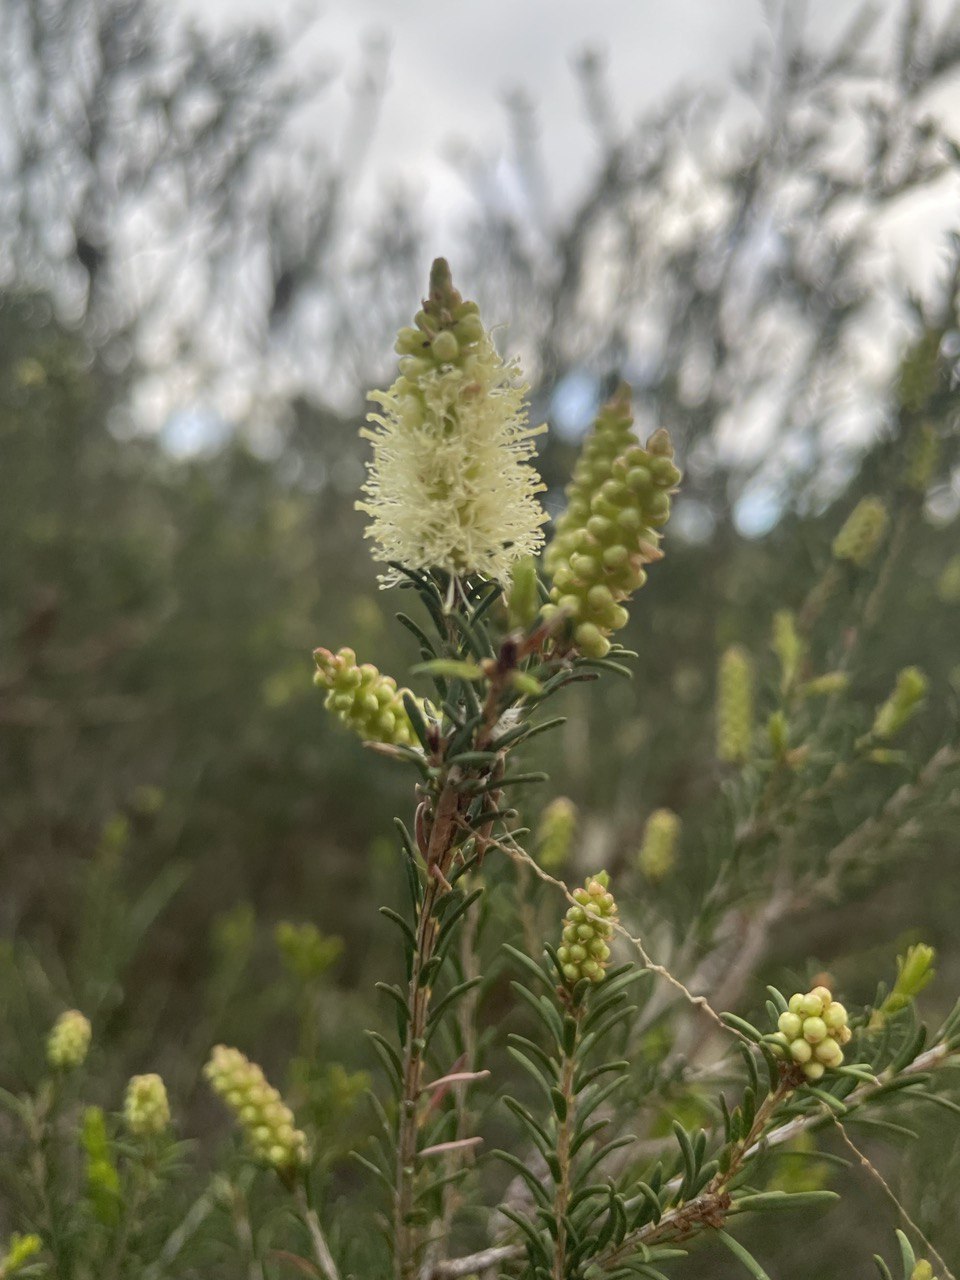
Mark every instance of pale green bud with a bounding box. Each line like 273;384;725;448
124;1073;171;1137
872;666;927;739
637;808;680;883
771;610;804;691
799;671;849;698
777;987;849;1078
535;797;577;871
716;646;753;764
314;647;425;748
905;422;939;492
544;385;678;655
47;1009;91;1070
276;921;343;982
832;497;888;567
205;1045;308;1172
911;1262;935;1280
558;873;618;986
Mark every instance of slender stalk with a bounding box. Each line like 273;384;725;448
295;1183;342;1280
551;1008;582;1280
396;775;463;1280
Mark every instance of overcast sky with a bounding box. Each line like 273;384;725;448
191;2;885;222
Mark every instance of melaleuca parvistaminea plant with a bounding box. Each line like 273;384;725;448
306;261;960;1280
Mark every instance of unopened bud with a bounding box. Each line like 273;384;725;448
872;667;927;739
832;497;888;567
717;646;753;764
637;808;680;882
47;1010;91;1070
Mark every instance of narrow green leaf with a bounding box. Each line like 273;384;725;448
412;658;485;681
715;1229;773;1279
733;1190;840;1213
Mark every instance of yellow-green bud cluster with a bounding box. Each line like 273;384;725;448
557;872;617;986
47;1009;91;1070
535;797;577;871
799;671;849;698
771;610;804;692
716;645;754;764
205;1045;308;1172
911;1261;935;1280
872;666;927;739
275;921;343;981
543;386;680;658
124;1073;170;1137
905;422;940;492
771;987;851;1081
637;808;680;883
314;647;420;747
1;1233;42;1275
832;497;888;567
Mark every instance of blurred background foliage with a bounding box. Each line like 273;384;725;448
2;0;960;1274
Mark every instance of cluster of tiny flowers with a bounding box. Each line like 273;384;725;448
832;496;889;567
205;1045;308;1172
357;258;547;586
535;796;577;871
637;808;680;883
314;647;420;747
542;385;680;658
771;987;851;1081
557;873;617;986
872;666;927;739
716;645;754;764
124;1073;170;1137
47;1009;91;1069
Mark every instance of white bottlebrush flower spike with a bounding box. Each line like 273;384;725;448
357;259;547;586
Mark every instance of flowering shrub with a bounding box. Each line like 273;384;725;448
1;260;958;1280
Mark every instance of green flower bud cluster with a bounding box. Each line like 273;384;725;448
47;1009;91;1070
82;1107;120;1225
314;647;420;747
637;808;680;883
872;666;927;739
276;921;343;982
557;872;617;986
716;645;754;764
0;1233;42;1276
905;422;940;492
771;986;851;1081
542;385;680;658
771;610;804;692
205;1045;308;1172
832;497;888;567
124;1073;170;1137
799;671;849;698
535;796;577;871
392;258;487;371
911;1261;935;1280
